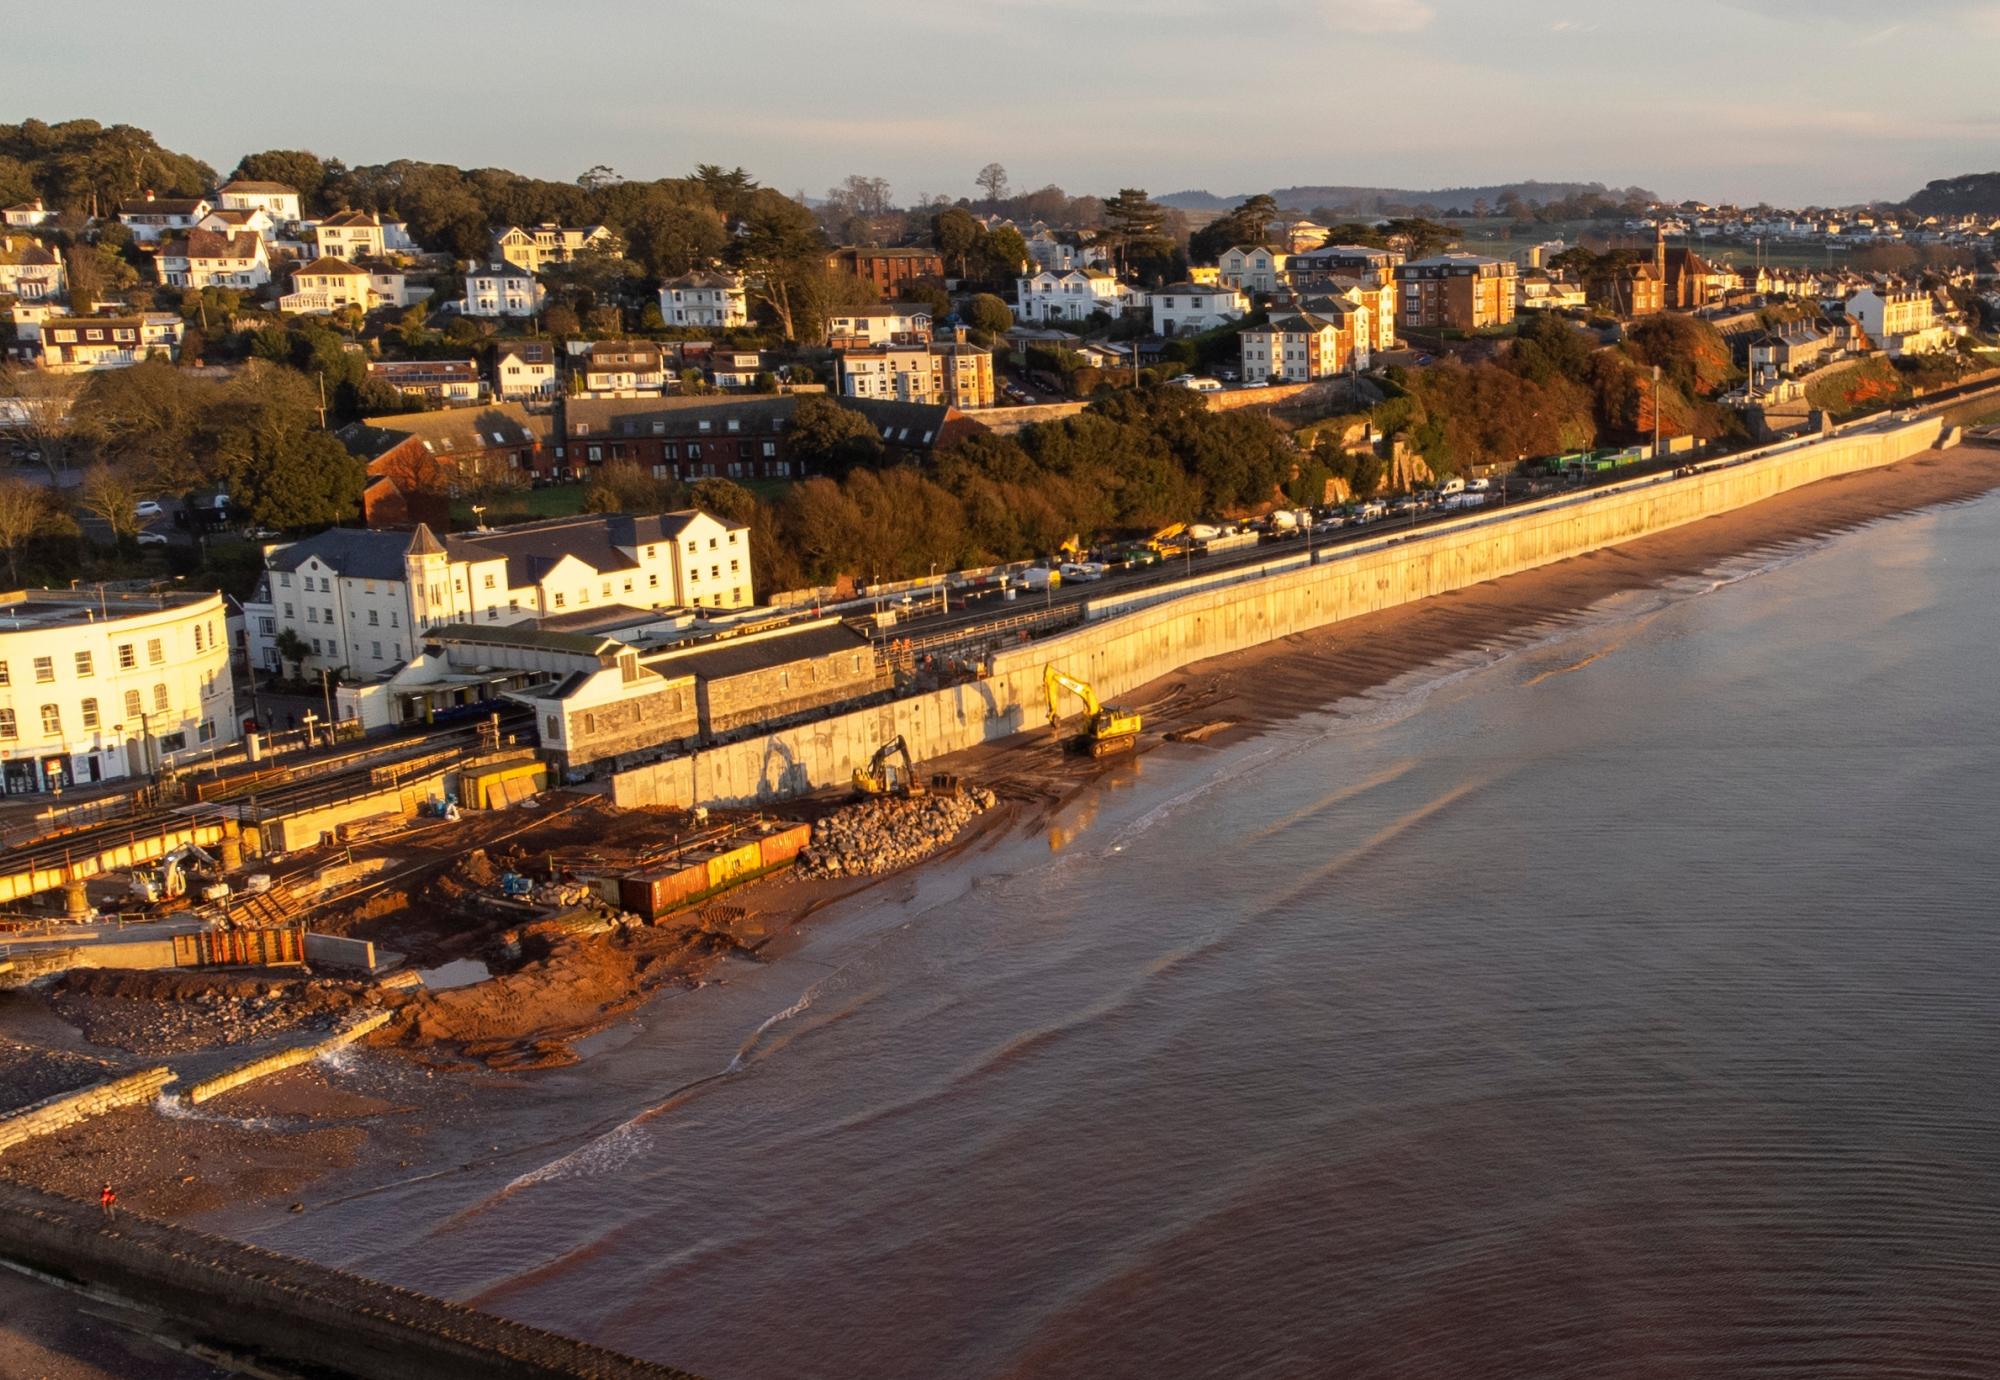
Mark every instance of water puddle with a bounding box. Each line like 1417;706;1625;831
417;958;492;990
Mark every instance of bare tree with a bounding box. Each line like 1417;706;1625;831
976;163;1010;205
0;477;70;582
0;366;87;482
77;463;146;543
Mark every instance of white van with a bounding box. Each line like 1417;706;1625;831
1438;476;1466;496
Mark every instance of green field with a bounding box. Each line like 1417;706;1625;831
451;484;588;526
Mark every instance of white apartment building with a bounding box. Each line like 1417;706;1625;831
1846;287;1948;356
215;180;302;223
155;229;271;290
197;206;277;241
1148;282;1248;336
462;263;546;317
659;270;748;328
1218;245;1290;295
277;258;431;315
1015;268;1133;323
243;511;754;679
4;199;55;229
0;589;236;794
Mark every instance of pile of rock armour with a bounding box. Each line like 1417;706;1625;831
798;789;997;878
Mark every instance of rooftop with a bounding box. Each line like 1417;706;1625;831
0;588;221;632
646;619;869;682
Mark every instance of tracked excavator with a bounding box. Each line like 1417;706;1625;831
1044;665;1142;757
853;735;924;798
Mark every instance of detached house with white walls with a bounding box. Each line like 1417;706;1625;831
1015;268;1134;323
1217;245;1290;296
1147;282;1248;336
462;263;545;318
155;229;271;290
119;194;211;245
659;270;748;328
214;180;303;225
313;209;388;262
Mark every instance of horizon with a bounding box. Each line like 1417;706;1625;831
8;1;2000;210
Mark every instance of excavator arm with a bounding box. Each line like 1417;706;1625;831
853;734;921;797
1044;665;1141;757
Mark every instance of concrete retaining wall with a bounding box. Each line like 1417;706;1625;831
305;931;381;971
0;1182;698;1379
182;1011;393;1105
0;1067;176;1153
612;413;1947;810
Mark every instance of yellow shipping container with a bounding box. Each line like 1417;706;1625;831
705;842;764;891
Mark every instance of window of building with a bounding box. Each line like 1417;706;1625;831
124;689;142;720
312;638;323;655
0;709;13;740
33;656;54;683
75;650;95;677
41;704;61;735
160;731;185;752
553;593;565;608
307;607;318;624
154;684;169;712
368;610;379;626
0;660;7;685
81;698;99;730
147;638;164;665
279;573;291;588
546;714;561;739
198;720;215;743
372;641;382;659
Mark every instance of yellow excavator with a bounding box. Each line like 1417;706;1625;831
853;734;923;797
1056;534;1085;562
1044;665;1142;757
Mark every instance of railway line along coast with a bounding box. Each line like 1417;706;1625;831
612;409;1958;809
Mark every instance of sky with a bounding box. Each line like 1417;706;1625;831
8;0;2000;208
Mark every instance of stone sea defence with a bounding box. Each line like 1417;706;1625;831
612;412;1950;811
0;1067;176;1153
0;1181;700;1379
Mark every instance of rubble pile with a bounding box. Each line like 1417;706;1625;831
47;971;370;1054
798;789;997;878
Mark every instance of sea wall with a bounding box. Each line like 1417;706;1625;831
181;1011;394;1105
0;1182;697;1380
0;1068;176;1153
612;413;1947;810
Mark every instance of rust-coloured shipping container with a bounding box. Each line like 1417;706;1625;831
756;823;812;870
618;861;715;920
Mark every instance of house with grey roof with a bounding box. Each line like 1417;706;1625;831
240;508;752;680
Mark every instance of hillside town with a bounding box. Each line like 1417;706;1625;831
1;7;1999;1358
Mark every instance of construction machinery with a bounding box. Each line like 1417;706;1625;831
853;735;924;798
1145;522;1190;558
1044;665;1143;758
129;844;225;905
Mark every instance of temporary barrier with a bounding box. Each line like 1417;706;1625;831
172;926;306;969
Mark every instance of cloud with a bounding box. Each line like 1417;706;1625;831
1321;0;1434;33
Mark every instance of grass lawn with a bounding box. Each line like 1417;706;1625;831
451;484;590;527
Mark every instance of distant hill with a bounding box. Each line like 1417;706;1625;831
1905;172;2000;216
1158;180;1652;215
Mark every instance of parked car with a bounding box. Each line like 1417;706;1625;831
136;530;169;546
134;499;165;518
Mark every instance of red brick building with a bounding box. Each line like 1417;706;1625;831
826;246;945;293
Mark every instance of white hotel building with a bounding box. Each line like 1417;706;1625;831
0;589;237;795
243;511;754;679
